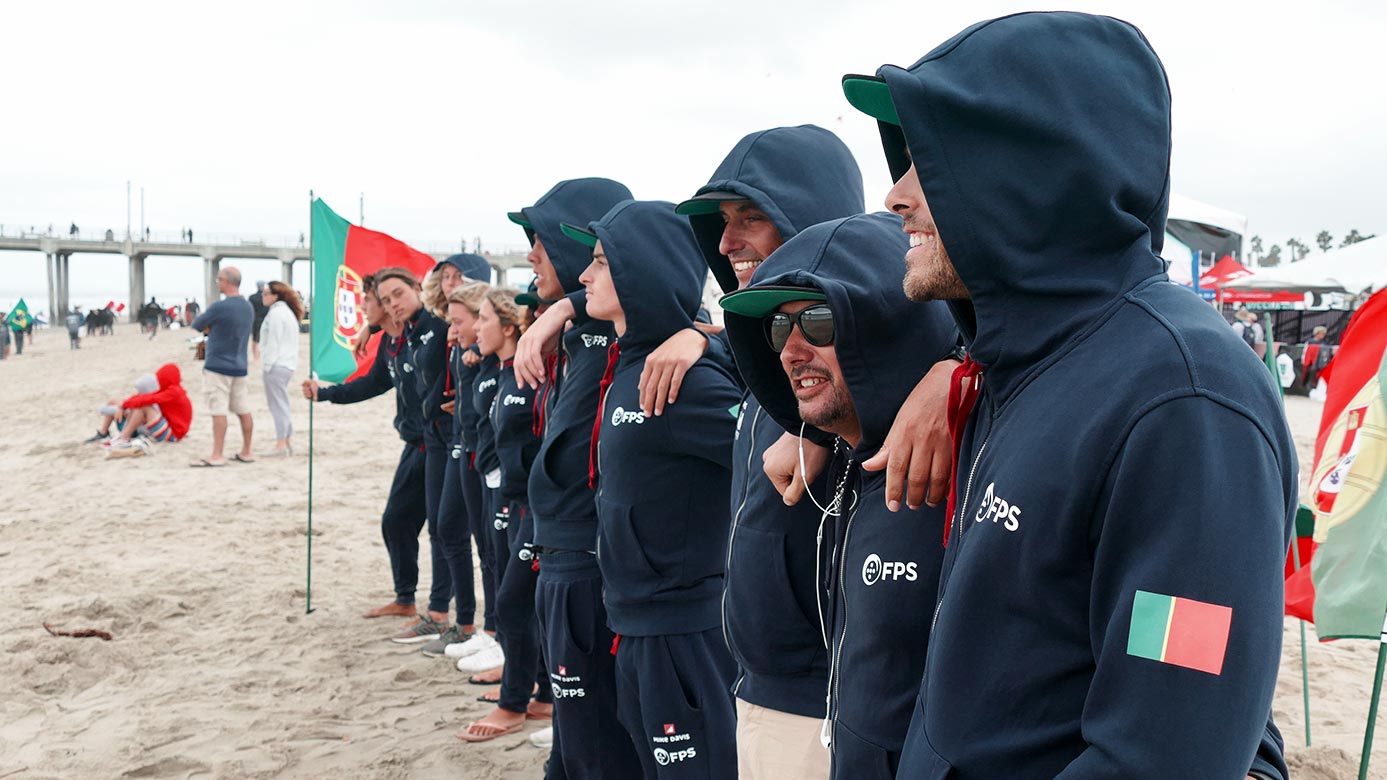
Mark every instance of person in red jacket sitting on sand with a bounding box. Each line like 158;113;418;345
104;363;193;450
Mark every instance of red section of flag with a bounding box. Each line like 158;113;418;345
1164;597;1233;675
1314;291;1387;468
347;330;382;382
1285;549;1318;622
344;224;436;278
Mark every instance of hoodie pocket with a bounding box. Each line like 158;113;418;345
725;525;820;676
599;502;667;597
893;697;955;779
831;720;899;780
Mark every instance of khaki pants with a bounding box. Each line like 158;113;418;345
736;698;830;780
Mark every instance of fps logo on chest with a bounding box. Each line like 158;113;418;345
862;553;918;585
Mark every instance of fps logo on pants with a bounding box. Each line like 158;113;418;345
652;723;696;765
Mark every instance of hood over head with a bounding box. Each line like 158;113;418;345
676;125;865;294
843;11;1171;405
155;363;181;389
721;213;956;455
562;200;705;355
510;178;633;295
435;253;492;283
134;374;159;394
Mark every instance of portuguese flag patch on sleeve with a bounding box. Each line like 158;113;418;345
1126;590;1232;675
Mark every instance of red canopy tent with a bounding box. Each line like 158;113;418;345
1203;256;1306;305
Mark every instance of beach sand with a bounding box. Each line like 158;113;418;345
0;324;1383;778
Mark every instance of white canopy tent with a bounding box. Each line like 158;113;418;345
1162;193;1249;287
1222;237;1387;297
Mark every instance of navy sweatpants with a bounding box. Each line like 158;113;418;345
494;499;551;713
421;440;455;615
436;446;477;627
382;443;428;606
615;629;738;779
538;551;642;780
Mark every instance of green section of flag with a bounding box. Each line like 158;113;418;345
6;298;31;331
1127;590;1174;662
310;200;356;383
1311;349;1387;640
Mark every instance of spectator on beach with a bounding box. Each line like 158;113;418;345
98;364;193;454
64;307;83;350
1;312;9;359
185;299;200;325
249;282;269;361
1232;308;1258;351
1304;325;1333;390
258;281;302;457
190;265;255;467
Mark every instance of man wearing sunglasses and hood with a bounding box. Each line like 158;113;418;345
843;12;1294;778
721;212;956;778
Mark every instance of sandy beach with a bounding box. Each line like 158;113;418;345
0;323;1383;778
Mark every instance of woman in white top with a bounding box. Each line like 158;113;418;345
259;281;303;456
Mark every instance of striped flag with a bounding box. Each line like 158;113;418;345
310;199;435;382
1127;590;1233;675
1298;290;1387;640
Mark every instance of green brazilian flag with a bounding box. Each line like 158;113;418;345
309;199;438;382
6;298;31;331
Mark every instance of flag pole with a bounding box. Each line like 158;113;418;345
1359;608;1387;780
306;189;316;616
1289;513;1312;747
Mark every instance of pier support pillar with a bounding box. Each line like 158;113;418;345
128;254;146;323
281;259;294;288
57;253;71;318
46;253;57;325
204;256;221;308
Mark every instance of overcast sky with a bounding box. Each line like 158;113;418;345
2;0;1383;312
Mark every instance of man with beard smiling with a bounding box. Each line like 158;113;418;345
843;12;1293;778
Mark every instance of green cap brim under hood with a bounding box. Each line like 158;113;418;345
718;286;827;318
841;75;900;126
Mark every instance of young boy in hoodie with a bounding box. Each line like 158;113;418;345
101;363;193;448
721;213;956;778
843;12;1293;778
507;178;642;778
565;201;741;778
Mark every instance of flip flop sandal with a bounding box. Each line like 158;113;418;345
189;458;225;468
477;691;500;704
231;454;256;463
525;710;552;721
468;674;502;686
456;721;524;743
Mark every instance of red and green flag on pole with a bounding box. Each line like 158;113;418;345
309;199;436;382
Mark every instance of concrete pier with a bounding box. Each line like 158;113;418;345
0;233;528;322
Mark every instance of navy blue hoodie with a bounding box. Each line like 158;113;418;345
472;354;501;475
580;200;741;636
416;254;490;447
724;214;956;774
452;344;482;452
510;178;633;551
424;254;491;448
848;13;1296;778
679;125;865;718
492;359;541;502
317;329;423;445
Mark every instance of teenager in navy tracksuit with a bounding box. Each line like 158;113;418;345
467;346;503;665
508;178;643;779
433;277;495;652
460;287;556;740
393;254;493;645
308;270;429;618
843;12;1294;778
672;125;864;779
565;200;741;779
722;214;957;778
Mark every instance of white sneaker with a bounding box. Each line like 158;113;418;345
455;642;505;674
444;630;497;659
101;438;132;450
529;726;554;749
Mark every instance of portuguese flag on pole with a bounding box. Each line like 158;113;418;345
310;199;437;382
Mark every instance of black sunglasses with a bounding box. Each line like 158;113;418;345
767;304;835;353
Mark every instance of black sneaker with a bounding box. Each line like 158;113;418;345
84;430;109;444
420;625;462;657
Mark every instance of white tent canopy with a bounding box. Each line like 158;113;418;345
1222;237;1387;295
1168;193;1249;240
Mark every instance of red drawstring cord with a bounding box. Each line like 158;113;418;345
610;634;622;656
533;352;560;437
588;342;621;488
943;357;984;547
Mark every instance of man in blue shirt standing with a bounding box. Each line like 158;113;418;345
190;265;255;467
